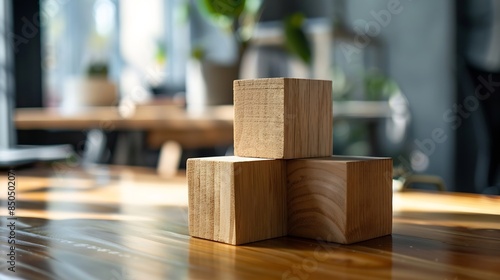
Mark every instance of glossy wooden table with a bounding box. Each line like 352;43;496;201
1;166;499;279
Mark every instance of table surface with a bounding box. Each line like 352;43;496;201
0;166;499;279
15;105;235;149
14;102;391;130
15;105;234;131
14;102;392;149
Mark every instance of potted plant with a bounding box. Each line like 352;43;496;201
61;61;117;113
185;0;312;110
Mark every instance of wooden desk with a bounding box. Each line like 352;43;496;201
14;101;393;150
1;166;499;279
15;105;234;149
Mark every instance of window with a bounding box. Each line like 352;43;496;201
41;0;188;108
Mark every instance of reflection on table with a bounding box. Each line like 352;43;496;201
0;166;498;279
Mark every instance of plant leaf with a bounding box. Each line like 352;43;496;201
198;0;246;18
284;13;312;65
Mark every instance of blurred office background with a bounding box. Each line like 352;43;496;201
4;0;499;194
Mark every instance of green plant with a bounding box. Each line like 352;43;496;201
193;0;312;65
86;62;108;77
284;13;311;65
364;70;399;101
155;40;168;65
331;68;399;101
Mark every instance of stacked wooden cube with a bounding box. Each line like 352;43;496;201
187;78;392;245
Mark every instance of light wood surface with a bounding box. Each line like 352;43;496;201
187;156;286;245
287;156;393;244
233;78;332;159
0;166;499;279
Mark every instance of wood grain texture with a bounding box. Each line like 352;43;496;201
1;167;500;279
234;78;332;159
287;156;393;244
187;156;286;245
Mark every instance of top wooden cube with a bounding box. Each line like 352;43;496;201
234;78;332;159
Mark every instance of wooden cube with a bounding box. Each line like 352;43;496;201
287;156;393;244
187;156;286;245
234;78;332;159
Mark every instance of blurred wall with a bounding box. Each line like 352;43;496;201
344;0;456;189
254;0;457;189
